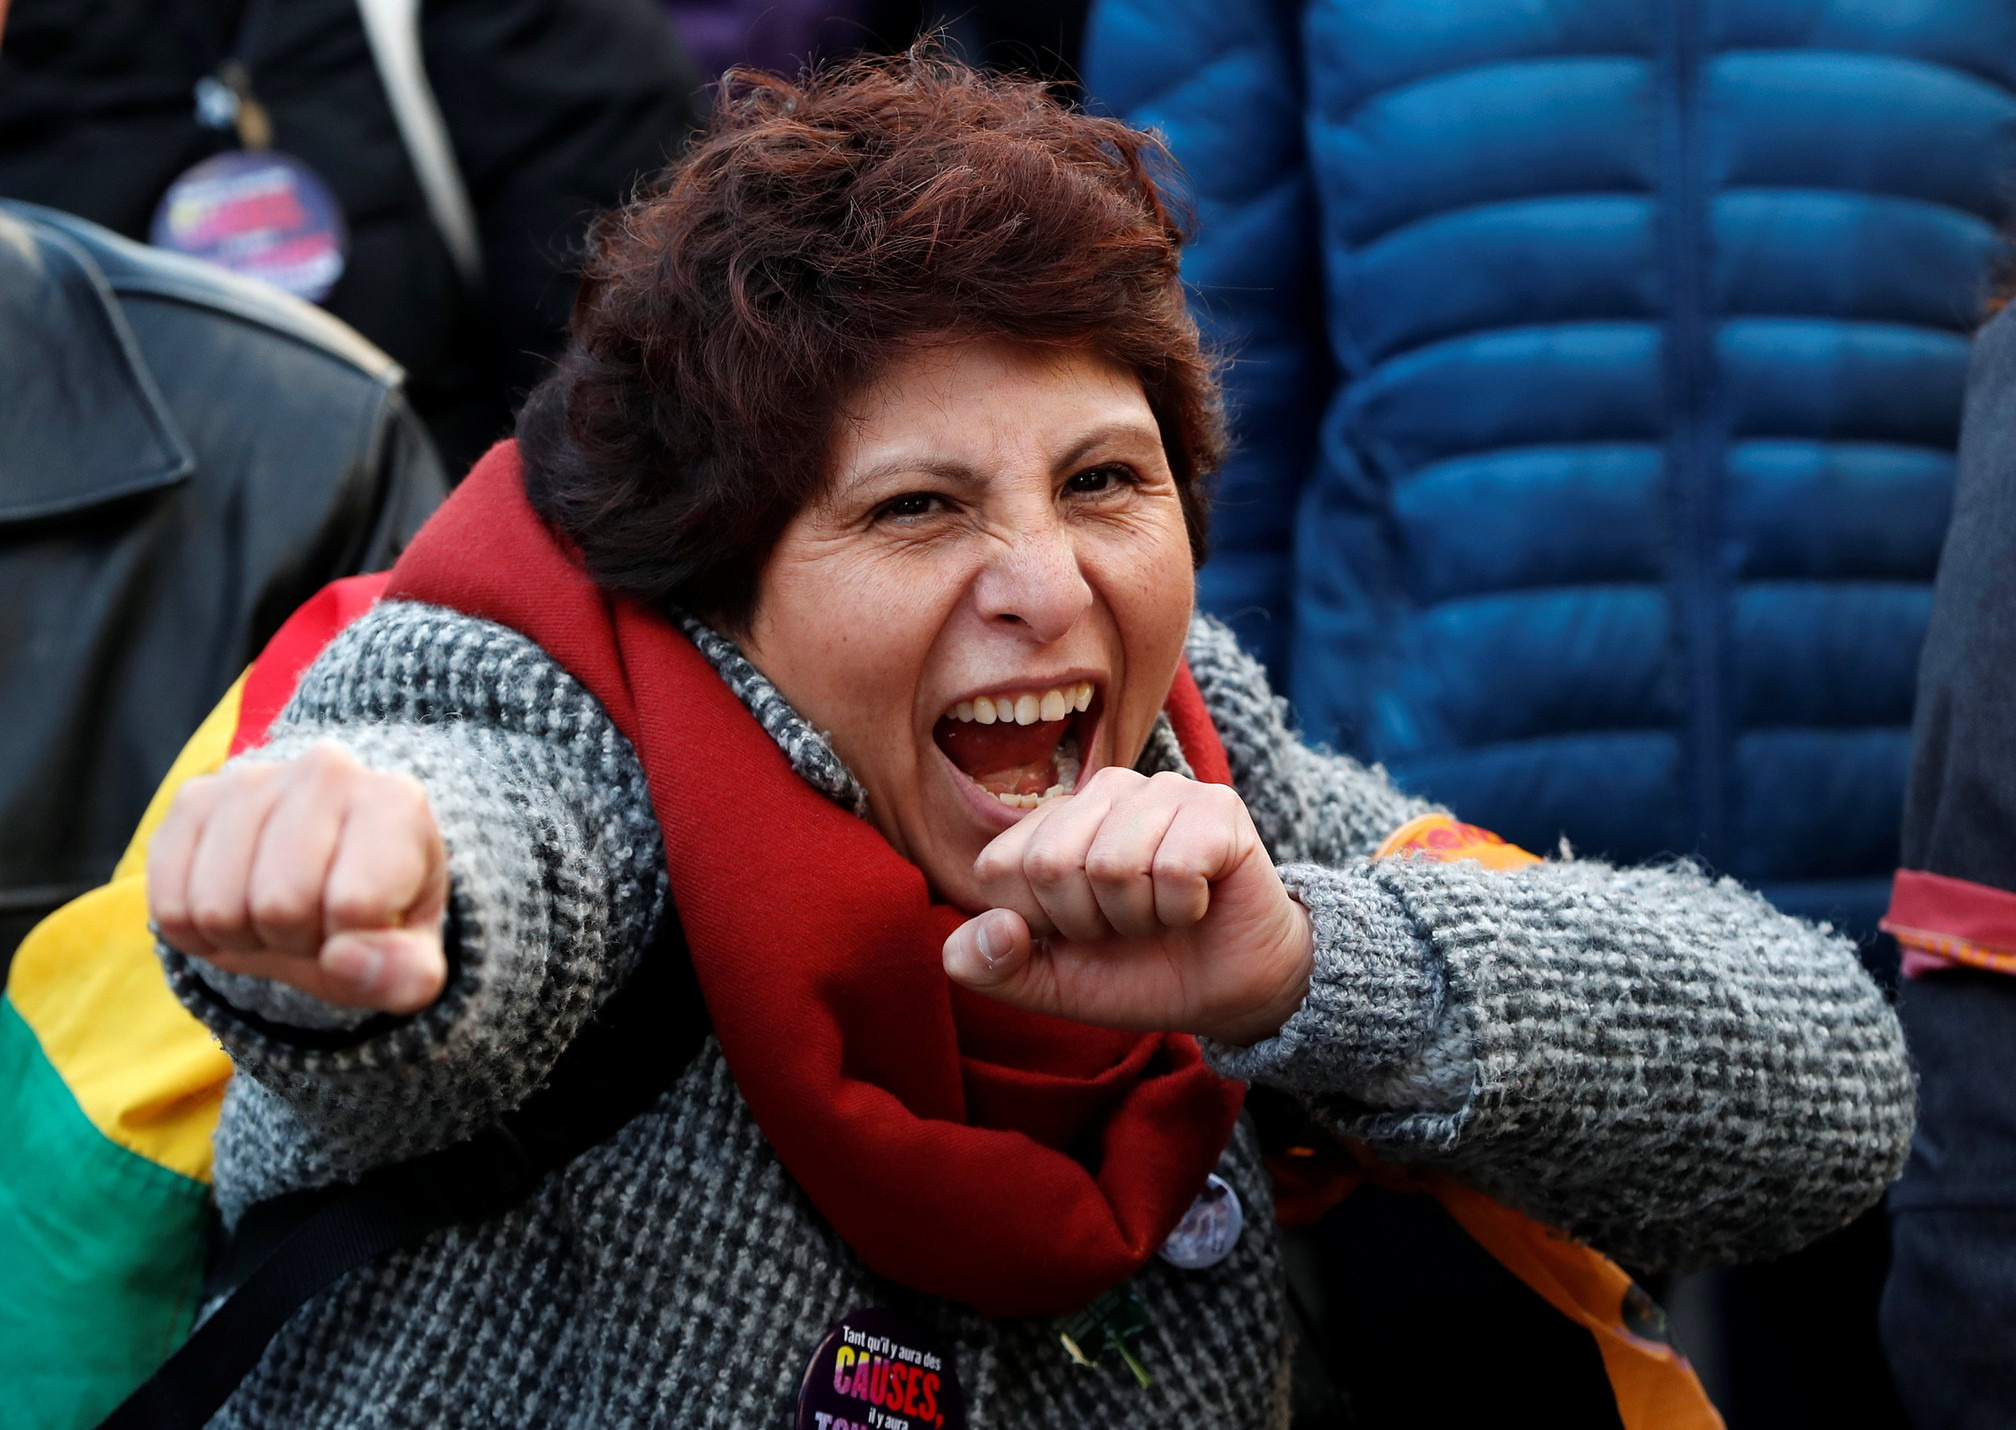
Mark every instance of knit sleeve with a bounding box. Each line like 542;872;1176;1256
1186;615;1915;1272
158;601;669;1219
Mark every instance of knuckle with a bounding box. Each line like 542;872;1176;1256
323;881;387;929
299;741;354;769
295;742;359;788
147;823;191;870
151;910;196;947
246;878;316;933
148;885;186;924
187;894;247;940
158;775;222;834
324;887;383;931
1086;765;1144;795
379;771;435;824
224;761;280;794
170;771;222;809
176;762;267;818
1083;849;1141;887
1022;844;1079;887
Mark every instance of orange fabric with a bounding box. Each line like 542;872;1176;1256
1264;1145;1360;1228
1270;1152;1719;1430
1261;814;1722;1430
1375;812;1543;870
1434;1180;1720;1430
1887;928;2016;977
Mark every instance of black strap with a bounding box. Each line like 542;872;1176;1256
99;913;705;1430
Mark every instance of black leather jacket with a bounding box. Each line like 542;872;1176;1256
0;200;445;969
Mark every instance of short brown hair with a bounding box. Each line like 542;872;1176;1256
517;49;1223;631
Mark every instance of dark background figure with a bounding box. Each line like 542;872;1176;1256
895;1;1089;89
663;0;871;81
0;198;445;976
0;0;701;474
665;0;1091;91
1084;0;2016;1425
1880;300;2016;1428
665;0;1088;90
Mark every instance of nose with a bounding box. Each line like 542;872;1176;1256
972;514;1092;643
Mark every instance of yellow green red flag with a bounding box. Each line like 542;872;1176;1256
0;678;239;1428
0;572;387;1428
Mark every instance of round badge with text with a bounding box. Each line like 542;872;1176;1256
149;150;348;303
1157;1171;1244;1270
796;1306;966;1430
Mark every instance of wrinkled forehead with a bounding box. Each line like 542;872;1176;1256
821;340;1163;498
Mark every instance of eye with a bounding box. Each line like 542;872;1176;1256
1065;464;1136;496
873;491;948;522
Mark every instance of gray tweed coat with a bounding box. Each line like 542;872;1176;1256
160;604;1914;1428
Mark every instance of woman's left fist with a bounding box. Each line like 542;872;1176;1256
943;767;1314;1046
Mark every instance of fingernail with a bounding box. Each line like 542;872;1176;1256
975;921;1000;969
324;939;382;991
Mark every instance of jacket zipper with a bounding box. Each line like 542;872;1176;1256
1662;1;1727;869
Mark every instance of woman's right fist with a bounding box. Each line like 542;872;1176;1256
147;742;450;1014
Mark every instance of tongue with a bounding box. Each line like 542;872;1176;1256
936;717;1067;796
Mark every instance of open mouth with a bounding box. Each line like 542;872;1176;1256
932;681;1100;811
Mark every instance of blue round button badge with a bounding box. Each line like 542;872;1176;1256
797;1307;966;1430
1157;1172;1244;1271
149;150;348;303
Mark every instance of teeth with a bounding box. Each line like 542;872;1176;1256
984;733;1082;811
943;681;1095;724
1055;737;1081;791
990;783;1069;810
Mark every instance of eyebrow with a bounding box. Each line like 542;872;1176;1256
832;420;1164;502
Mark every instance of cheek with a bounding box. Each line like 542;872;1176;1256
761;544;930;673
755;550;962;773
1113;514;1196;637
1099;522;1197;752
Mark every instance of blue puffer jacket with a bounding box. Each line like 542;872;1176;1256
1087;0;2016;936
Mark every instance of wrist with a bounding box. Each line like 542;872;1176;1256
1205;894;1315;1048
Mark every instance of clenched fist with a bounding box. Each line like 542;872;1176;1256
941;768;1314;1047
148;743;449;1014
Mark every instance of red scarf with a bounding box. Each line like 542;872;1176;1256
385;442;1245;1318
